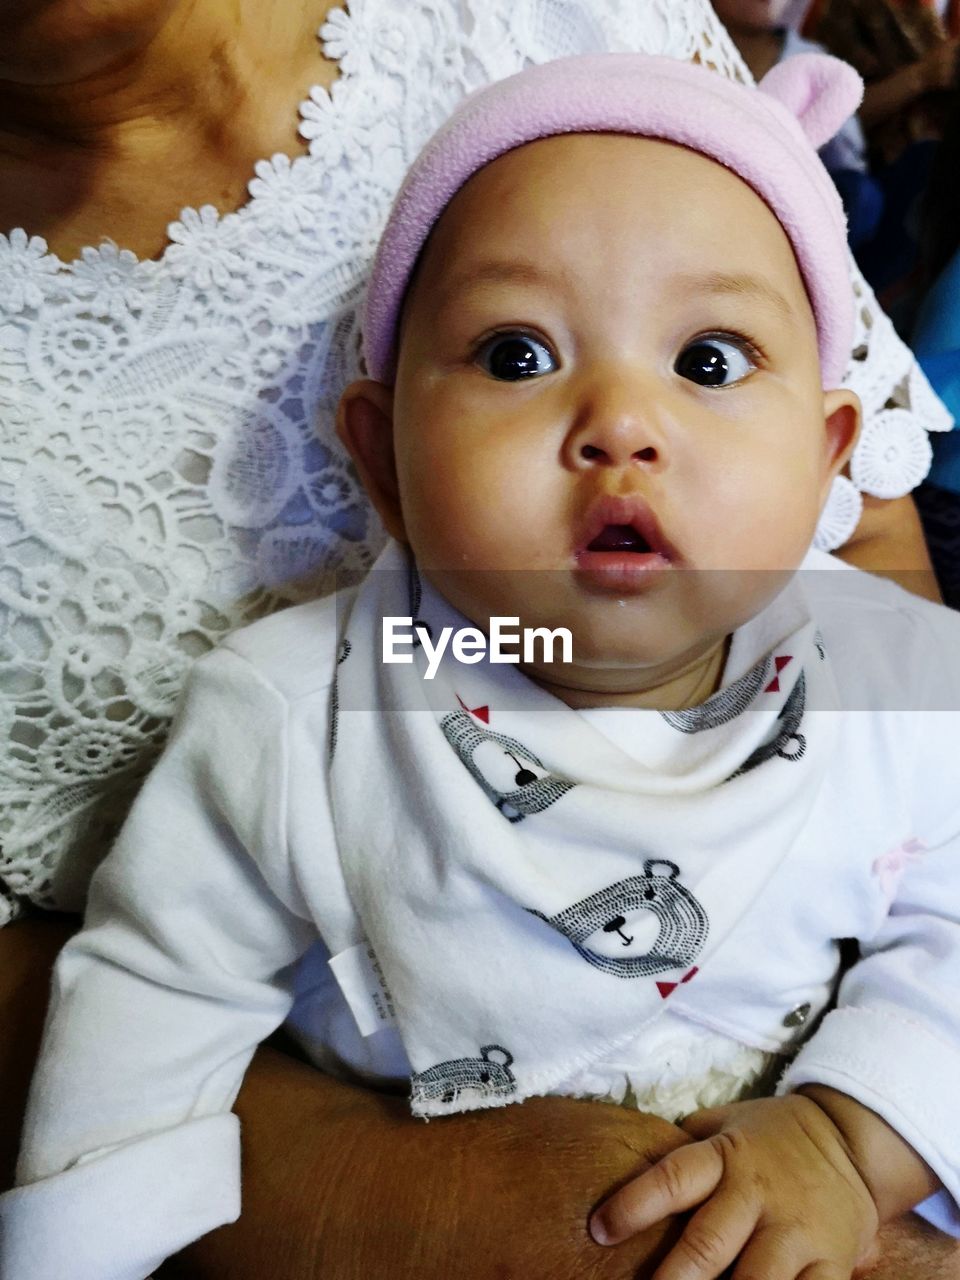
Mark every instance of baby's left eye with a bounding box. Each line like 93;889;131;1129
674;337;755;387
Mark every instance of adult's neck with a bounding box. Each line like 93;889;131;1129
724;25;786;83
0;1;314;145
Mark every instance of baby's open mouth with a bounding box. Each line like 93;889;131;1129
575;494;676;592
587;524;652;555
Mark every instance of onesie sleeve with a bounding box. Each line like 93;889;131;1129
779;639;960;1236
0;645;319;1280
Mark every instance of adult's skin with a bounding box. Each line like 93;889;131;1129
0;0;340;261
0;3;952;1276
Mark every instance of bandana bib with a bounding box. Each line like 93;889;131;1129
330;542;837;1117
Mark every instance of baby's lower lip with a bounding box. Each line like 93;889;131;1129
574;549;673;593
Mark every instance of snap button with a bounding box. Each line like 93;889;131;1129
783;1002;811;1028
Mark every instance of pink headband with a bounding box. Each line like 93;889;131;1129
363;52;862;388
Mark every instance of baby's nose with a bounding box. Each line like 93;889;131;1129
566;373;666;469
579;440;658;466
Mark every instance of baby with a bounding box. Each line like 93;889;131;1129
3;53;960;1280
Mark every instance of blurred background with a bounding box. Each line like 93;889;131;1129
715;0;960;603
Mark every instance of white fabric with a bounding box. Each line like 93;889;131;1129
4;548;960;1278
0;0;950;927
0;1117;240;1280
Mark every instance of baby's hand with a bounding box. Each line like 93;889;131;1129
590;1094;880;1280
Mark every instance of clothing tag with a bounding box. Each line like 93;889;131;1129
328;942;397;1037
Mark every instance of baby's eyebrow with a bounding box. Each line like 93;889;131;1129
681;271;796;322
434;259;556;306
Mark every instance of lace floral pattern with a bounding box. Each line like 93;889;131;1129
0;230;60;314
816;268;952;548
0;0;950;924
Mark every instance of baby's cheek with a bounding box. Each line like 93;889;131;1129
441;473;553;569
404;485;506;573
712;460;822;570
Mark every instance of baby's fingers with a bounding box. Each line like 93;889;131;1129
733;1226;850;1280
651;1190;757;1280
591;1141;725;1246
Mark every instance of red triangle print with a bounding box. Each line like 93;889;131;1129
456;695;489;724
656;966;699;1000
765;654;793;692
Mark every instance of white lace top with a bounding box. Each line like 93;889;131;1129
0;0;950;927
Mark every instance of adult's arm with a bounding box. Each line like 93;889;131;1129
858;41;960;131
162;1056;960;1280
836;493;942;602
163;1048;688;1280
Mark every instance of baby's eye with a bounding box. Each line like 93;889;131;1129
674;336;755;387
476;333;557;381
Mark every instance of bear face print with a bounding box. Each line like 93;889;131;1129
440;710;574;822
532;860;709;978
411;1044;516;1106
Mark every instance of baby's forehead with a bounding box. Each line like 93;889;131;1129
409;133;810;317
430;132;779;233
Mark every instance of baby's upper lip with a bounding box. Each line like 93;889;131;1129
575;493;676;560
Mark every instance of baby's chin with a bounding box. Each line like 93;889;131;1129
519;646;730;710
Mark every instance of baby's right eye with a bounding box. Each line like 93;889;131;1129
475;333;557;381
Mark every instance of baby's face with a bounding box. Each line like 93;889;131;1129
346;134;858;696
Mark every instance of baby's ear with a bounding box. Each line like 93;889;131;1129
758;53;863;149
336;379;407;542
820;387;862;498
